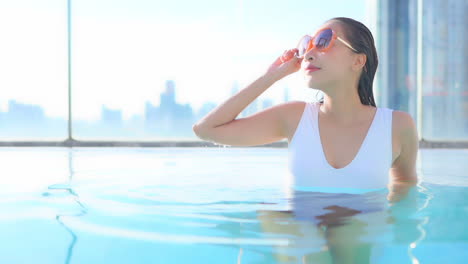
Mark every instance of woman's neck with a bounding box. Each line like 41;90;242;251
318;92;374;126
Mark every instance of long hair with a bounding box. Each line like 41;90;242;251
316;17;378;107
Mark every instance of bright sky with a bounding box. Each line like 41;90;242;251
0;0;370;121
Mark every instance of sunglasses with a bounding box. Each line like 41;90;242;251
295;27;358;57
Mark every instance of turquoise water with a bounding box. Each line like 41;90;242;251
0;147;467;263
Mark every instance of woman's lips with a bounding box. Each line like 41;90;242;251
304;65;321;73
305;68;320;73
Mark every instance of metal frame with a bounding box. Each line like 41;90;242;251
416;0;424;141
0;140;466;148
68;0;73;141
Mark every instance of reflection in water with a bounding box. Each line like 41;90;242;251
251;186;429;264
47;150;87;264
388;184;432;264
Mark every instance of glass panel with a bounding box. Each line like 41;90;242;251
421;0;468;141
72;0;368;140
0;1;68;140
374;0;467;142
374;1;418;119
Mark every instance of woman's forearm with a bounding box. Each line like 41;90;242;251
193;48;301;133
387;181;417;203
193;73;279;130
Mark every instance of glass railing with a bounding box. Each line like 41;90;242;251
0;0;466;147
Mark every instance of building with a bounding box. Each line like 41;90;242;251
371;0;468;140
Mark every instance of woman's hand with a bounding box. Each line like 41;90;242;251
264;48;303;82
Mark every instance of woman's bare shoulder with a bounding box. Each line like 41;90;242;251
389;109;419;182
281;100;309;108
392;110;417;134
391;110;418;163
279;100;309;117
279;100;310;140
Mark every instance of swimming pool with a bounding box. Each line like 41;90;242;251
0;147;467;263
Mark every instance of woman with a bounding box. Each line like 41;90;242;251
194;17;420;263
193;17;418;198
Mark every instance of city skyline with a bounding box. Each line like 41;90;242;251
0;79;291;138
0;0;367;121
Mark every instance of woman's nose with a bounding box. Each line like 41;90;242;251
303;48;316;61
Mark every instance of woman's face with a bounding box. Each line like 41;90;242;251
301;21;358;91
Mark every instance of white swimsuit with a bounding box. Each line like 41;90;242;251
288;101;394;193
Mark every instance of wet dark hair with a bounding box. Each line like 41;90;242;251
316;17;378;107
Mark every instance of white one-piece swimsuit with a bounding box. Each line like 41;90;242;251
287;101;394;193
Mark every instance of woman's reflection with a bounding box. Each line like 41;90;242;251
250;184;425;264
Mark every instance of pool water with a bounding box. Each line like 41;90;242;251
0;147;467;263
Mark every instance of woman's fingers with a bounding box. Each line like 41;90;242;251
281;50;291;62
280;49;300;64
266;48;302;79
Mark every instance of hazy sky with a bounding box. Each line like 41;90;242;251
0;0;369;121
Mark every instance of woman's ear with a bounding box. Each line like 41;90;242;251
353;53;367;72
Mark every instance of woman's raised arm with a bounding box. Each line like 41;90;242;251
193;49;303;146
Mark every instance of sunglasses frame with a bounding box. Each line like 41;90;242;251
296;27;358;57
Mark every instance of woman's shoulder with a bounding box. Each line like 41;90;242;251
388;109;419;180
278;100;311;110
391;110;416;131
278;100;320;115
391;110;418;158
278;101;313;140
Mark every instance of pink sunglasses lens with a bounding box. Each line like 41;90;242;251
297;29;334;57
297;35;312;57
314;28;333;49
